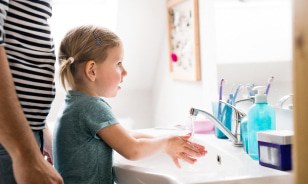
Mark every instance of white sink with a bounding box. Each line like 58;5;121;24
113;129;292;184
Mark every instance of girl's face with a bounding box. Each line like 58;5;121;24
95;45;127;97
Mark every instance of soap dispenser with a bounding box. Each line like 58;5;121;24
247;86;276;160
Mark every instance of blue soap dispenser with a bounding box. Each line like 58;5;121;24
247;86;276;160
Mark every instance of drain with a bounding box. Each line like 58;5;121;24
217;155;222;165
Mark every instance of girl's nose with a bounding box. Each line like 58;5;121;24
122;68;128;77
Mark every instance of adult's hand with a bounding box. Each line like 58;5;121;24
13;154;63;184
43;125;54;164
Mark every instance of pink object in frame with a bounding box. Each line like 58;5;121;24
194;119;214;134
171;52;178;62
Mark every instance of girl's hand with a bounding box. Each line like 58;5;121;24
165;134;207;168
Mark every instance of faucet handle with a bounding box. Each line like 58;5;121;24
277;94;293;109
219;100;246;119
190;108;197;116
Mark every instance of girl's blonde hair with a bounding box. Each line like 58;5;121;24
59;25;121;90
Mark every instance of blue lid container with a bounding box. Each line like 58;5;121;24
257;130;293;171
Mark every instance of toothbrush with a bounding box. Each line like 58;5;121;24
265;76;274;95
246;83;255;97
232;84;243;105
218;79;225;120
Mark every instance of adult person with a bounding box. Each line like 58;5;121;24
0;1;63;183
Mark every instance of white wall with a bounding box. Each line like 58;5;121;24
47;0;119;128
152;0;292;127
107;0;168;129
47;0;167;129
113;0;292;129
47;0;293;130
152;0;219;127
215;0;292;63
214;0;293;105
217;62;292;106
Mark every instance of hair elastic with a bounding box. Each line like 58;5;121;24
67;57;74;64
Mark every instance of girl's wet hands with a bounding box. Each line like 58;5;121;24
165;134;207;168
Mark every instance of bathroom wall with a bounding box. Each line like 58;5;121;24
214;0;293;105
47;0;166;129
47;0;120;130
47;0;292;130
152;0;218;127
152;0;292;127
105;0;168;129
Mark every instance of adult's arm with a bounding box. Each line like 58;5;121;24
0;47;63;184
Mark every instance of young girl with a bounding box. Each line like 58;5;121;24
53;25;206;184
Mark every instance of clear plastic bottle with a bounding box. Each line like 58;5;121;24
240;116;249;153
214;94;233;139
247;86;276;160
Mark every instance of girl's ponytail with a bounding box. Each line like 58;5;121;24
59;57;75;91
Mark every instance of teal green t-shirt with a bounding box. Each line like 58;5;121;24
53;90;118;184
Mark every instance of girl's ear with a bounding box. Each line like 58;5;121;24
84;60;97;82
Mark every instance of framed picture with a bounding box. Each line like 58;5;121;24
167;0;201;81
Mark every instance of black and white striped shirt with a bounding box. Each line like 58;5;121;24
0;0;55;130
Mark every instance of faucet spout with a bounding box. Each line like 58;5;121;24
190;103;246;146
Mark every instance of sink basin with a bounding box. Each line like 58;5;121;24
113;129;292;184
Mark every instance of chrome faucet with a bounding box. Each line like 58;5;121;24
276;94;293;110
190;101;246;146
235;97;254;104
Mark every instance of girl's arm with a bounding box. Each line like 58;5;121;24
129;131;154;139
97;124;206;168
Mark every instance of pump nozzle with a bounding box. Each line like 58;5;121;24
253;86;267;103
